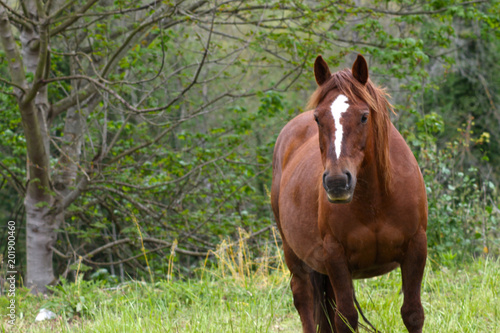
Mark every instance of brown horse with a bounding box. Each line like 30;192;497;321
271;54;427;333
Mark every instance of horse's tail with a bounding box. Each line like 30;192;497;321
310;271;381;333
310;271;335;333
354;292;381;332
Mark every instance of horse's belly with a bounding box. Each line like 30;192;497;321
351;263;400;279
344;223;405;277
279;209;327;273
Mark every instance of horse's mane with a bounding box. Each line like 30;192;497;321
307;69;393;191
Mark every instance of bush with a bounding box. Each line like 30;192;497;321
407;112;499;262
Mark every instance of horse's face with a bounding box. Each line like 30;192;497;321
313;55;371;203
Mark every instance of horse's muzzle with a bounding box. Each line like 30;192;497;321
323;170;355;203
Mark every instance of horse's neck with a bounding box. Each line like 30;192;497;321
356;146;389;204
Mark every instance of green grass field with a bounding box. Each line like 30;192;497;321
1;251;499;332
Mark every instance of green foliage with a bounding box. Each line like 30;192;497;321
404;110;499;261
386;0;500;262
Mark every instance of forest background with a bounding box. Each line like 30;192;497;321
0;0;499;297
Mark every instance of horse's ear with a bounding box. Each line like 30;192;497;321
352;54;369;85
314;55;331;86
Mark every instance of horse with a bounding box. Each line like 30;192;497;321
271;54;427;333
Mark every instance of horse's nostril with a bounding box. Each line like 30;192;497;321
345;172;352;189
323;171;328;188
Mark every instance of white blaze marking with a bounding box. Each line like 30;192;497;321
330;94;349;159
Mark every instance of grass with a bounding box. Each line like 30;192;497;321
353;257;500;332
1;234;499;332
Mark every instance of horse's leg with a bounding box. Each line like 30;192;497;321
325;277;337;333
400;229;427;333
310;271;337;333
323;235;358;333
283;243;316;333
290;271;316;333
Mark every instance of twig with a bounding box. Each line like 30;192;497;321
49;0;100;36
0;161;25;195
0;0;37;25
49;0;161;23
94;151;234;190
349;0;487;16
50;225;276;266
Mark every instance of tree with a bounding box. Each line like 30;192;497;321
0;0;321;293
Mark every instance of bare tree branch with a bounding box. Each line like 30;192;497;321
50;84;96;119
351;0;487;16
94;150;234;190
61;177;89;210
0;0;37;25
50;0;162;22
49;0;100;36
22;18;49;104
0;4;51;195
87;185;159;218
48;0;84;20
0;6;28;97
0;76;27;92
0;161;25;195
50;225;276;265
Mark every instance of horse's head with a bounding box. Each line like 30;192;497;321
312;55;374;203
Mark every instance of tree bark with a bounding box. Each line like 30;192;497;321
25;197;62;293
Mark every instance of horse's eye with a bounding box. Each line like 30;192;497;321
361;113;369;124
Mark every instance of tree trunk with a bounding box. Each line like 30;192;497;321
25;195;62;293
0;3;57;293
